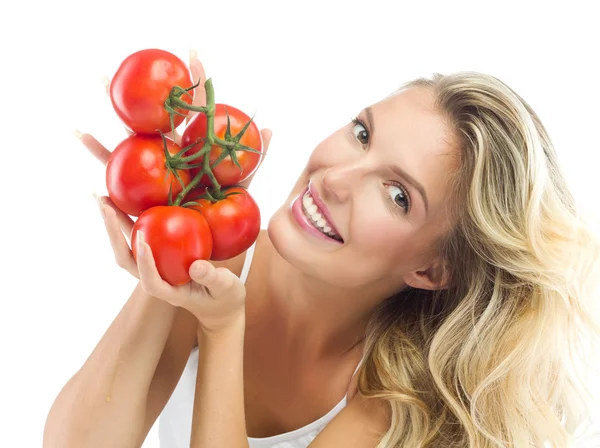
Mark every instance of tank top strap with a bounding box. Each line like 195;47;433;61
351;354;365;379
239;240;257;285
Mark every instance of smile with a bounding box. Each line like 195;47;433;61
301;190;343;242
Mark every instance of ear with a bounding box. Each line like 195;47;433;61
404;257;450;291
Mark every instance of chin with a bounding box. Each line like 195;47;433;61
266;202;299;264
267;203;357;289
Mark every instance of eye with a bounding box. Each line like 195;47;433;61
351;118;369;145
386;182;410;214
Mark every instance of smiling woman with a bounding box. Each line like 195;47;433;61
44;62;600;448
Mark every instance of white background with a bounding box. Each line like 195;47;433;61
1;0;599;446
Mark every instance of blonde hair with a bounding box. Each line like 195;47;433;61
358;72;600;447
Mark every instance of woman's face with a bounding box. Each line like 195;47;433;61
268;87;459;294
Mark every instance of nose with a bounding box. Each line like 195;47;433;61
321;162;366;202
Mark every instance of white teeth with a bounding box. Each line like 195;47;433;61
301;189;343;242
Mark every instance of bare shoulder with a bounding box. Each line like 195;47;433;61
308;392;391;447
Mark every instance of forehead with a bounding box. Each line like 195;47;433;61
371;87;453;156
370;87;459;219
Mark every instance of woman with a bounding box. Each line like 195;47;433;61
44;55;600;447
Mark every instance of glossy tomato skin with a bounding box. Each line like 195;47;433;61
106;134;191;217
110;49;193;134
187;187;260;261
181;104;262;187
131;206;213;286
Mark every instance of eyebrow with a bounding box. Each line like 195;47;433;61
365;106;430;217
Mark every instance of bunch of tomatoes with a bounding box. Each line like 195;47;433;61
105;49;263;286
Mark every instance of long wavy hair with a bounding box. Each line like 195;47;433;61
358;72;600;447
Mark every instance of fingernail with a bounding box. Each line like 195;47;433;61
137;231;145;256
93;193;105;219
100;75;110;90
194;263;206;277
190;48;198;61
73;129;83;140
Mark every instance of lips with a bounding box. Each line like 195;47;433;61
307;180;342;239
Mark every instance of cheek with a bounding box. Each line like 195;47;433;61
350;212;419;270
355;218;401;257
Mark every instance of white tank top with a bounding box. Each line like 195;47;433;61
158;241;364;447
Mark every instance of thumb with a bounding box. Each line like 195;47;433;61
190;261;243;299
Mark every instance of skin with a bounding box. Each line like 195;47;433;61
261;86;458;361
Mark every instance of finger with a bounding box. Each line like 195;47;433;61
96;195;139;278
238;128;272;189
260;128;272;156
101;75;111;95
186;48;207;124
101;196;134;240
136;230;173;298
76;130;112;165
190;261;243;299
101;75;133;137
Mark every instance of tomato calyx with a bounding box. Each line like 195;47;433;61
181;187;244;208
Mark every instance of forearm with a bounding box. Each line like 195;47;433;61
44;282;178;448
191;316;249;448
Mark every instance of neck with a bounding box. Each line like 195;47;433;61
261;240;385;362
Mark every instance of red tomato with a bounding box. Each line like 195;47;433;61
181;104;263;187
106;134;191;217
131;206;213;286
186;187;261;261
110;49;194;134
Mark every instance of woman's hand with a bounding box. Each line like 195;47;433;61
135;231;246;334
96;194;247;333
